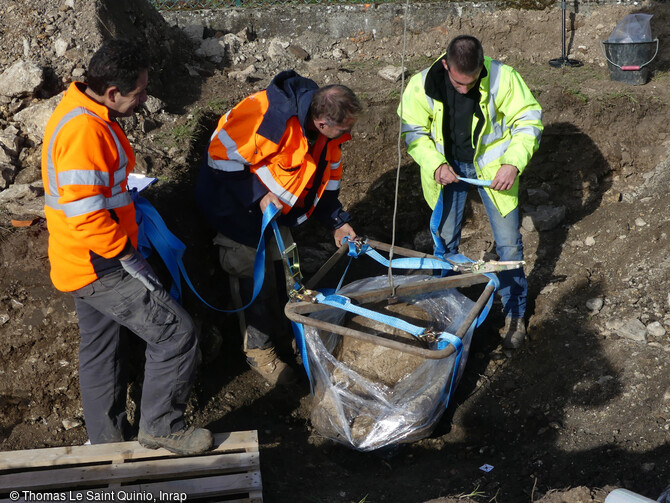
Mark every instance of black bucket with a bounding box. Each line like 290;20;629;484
601;39;659;85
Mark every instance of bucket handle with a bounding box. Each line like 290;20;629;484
600;39;659;71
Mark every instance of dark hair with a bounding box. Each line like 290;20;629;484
86;38;150;96
309;85;362;125
445;35;484;75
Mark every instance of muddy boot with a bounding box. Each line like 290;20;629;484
500;317;527;349
246;346;297;386
138;426;213;455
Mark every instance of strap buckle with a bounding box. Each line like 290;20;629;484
282;242;304;293
290;288;320;303
446;259;525;274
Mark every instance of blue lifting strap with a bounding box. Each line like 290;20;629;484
428;185;499;327
457;176;492;187
133;191;281;313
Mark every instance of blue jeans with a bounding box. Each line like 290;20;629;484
436;160;526;318
71;269;198;443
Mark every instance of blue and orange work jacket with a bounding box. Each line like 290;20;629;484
196;71;351;247
41;82;137;292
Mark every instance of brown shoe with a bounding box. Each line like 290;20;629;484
246;346;297;386
500;317;527;349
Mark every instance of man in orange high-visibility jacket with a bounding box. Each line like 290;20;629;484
196;70;362;386
41;39;212;455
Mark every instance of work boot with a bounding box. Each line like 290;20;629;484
499;317;527;349
138;426;213;455
246;346;297;386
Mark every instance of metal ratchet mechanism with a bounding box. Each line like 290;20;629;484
281;242;320;302
445;258;526;274
349;235;367;253
415;330;441;346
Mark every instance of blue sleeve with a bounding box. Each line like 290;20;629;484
313;190;352;230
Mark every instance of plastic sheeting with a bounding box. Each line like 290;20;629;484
608;13;653;43
303;274;476;451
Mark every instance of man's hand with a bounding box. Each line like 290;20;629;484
434;163;459;185
260;192;284;213
490;164;519;191
334;223;356;248
120;248;162;292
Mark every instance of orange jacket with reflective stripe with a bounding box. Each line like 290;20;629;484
206;81;349;222
41;82;138;292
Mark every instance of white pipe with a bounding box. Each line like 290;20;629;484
605;489;657;503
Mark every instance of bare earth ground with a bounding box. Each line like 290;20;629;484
1;1;670;502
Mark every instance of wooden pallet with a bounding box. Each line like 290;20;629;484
0;430;262;502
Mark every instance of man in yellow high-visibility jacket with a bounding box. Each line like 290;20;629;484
398;35;543;348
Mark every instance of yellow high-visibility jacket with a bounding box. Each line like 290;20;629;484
399;55;543;216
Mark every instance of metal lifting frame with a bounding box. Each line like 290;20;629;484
284;239;496;360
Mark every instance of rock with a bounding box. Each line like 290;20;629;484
62;417;83;430
334;302;431;387
228;64;257;82
522;205;566;232
195;38;227;63
288;45;310;61
634;217;647;227
268;38;290;60
12;93;61;143
0;60;44;98
378;65;407;82
54;38;70;57
143;95;165;114
584;236;596;246
586;297;604;312
646;321;666;337
0;163;18;189
617;318;647;343
0;145;14;167
182;23;204;44
0;181;45;217
0;125;22;157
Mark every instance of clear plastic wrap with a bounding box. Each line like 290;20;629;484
608;13;653;43
303;274;476;451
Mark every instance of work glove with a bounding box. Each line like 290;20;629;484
120;248;162;292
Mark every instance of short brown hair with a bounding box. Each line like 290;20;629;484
310;85;362;125
445;35;484;76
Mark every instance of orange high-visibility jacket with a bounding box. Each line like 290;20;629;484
41;82;138;292
202;71;351;246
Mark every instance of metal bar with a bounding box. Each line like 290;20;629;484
365;239;436;259
295;273;488;310
305;244;349;290
285;280;495;359
305;239;437;290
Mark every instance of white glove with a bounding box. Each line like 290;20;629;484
120;248;162;292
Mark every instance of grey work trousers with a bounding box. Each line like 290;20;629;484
71;269;197;444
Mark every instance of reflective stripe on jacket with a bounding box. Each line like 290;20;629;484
399;55;543;216
41;82;137;292
197;71;351;247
